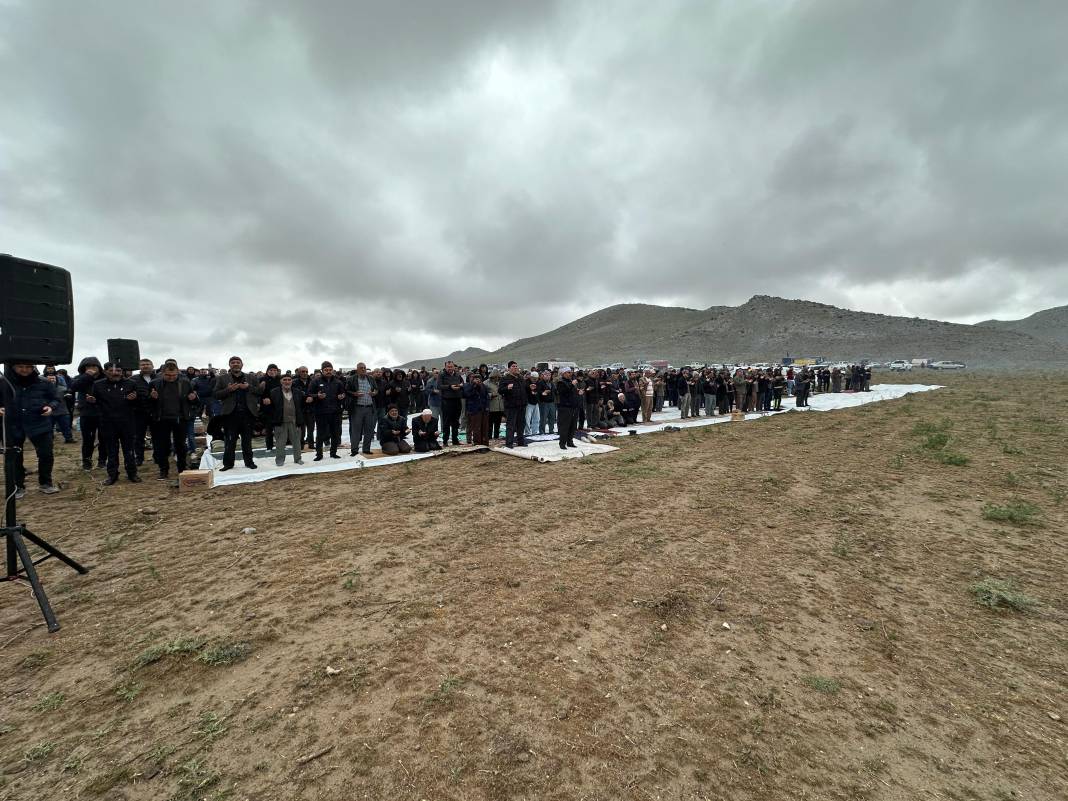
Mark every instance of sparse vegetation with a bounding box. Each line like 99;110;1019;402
32;692;65;712
971;578;1039;612
802;676;841;695
24;741;56;762
115;682;143;703
133;636;205;668
832;534;851;559
982;500;1040;525
195;711;228;741
428;675;464;705
197;641;252;667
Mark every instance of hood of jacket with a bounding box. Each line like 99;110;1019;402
78;356;103;374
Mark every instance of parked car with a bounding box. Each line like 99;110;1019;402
929;360;966;370
888;360;913;371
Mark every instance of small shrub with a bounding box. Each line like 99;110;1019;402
971;578;1039;612
133;636;205;669
24;741;56;762
802;676;841;694
935;451;969;466
197;641;252;667
32;692;65;712
911;419;952;436
115;682;143;703
982;500;1039;525
194;711;227;741
428;675;464;705
921;432;950;451
831;534;851;559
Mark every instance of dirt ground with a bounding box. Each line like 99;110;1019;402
1;373;1065;801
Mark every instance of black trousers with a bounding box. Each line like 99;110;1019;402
11;429;54;487
489;410;504;439
223;410;255;468
441;398;462;445
315;412;342;456
79;414;106;466
302;415;315;447
101;417;138;479
557;407;577;447
150;418;187;475
133;408;150;463
504;406;526;448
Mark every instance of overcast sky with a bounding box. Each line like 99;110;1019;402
2;0;1066;368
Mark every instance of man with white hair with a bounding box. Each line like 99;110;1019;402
412;408;441;452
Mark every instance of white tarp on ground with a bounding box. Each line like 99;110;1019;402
493;439;619;462
201;384;940;487
584;383;943;438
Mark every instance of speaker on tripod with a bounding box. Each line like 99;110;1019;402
1;254;88;633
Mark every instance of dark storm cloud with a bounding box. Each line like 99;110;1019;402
1;0;1065;367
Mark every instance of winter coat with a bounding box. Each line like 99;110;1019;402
266;386;306;426
89;377;139;422
213;371;264;416
1;372;60;438
148;377;197;421
463;382;490;414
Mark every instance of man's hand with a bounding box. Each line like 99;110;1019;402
317;391;326;399
86;395;97;403
41;406;53;416
126;392;137;400
262;397;271;405
305;396;313;404
150;388;159;399
187;392;197;401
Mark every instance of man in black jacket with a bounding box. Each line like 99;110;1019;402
1;362;61;497
148;363;198;479
131;358;156;465
293;366;315;449
68;356;107;470
584;369;602;431
555;366;583;449
87;362;142;485
498;361;528;448
213;356;262;471
439;361;464;446
268;374;305;466
259;364;282;451
308;361;346;460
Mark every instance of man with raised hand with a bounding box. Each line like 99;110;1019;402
346;362;377;456
147;363;198;480
0;361;61;497
213;355;262;471
439;361;465;447
89;362;142;485
498;361;528;448
308;360;346;460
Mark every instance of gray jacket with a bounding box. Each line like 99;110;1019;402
213;371;263;416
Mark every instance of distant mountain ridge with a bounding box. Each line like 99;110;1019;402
399;296;1068;369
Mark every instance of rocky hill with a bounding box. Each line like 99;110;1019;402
401;296;1068;369
976;305;1068;347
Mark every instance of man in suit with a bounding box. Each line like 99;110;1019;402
147;363;198;479
88;362;142;485
308;360;346;460
213;356;262;471
267;373;305;466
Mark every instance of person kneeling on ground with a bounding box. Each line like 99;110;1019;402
378;405;412;456
412;408;441;453
604;398;626;428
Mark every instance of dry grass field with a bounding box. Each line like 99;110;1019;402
1;373;1065;801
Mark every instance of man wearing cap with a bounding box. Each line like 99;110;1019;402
268;373;305;466
0;361;61;496
308;361;346;460
412;408;441;452
345;362;377;456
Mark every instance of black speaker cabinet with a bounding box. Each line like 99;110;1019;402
0;254;75;364
107;338;141;369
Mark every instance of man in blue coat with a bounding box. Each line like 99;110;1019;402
1;361;61;498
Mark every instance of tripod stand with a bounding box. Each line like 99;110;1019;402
2;375;89;633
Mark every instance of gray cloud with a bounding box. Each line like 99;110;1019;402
1;0;1066;369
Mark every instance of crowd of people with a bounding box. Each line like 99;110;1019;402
2;355;873;496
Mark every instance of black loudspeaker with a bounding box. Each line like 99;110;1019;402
0;254;74;364
107;338;141;369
